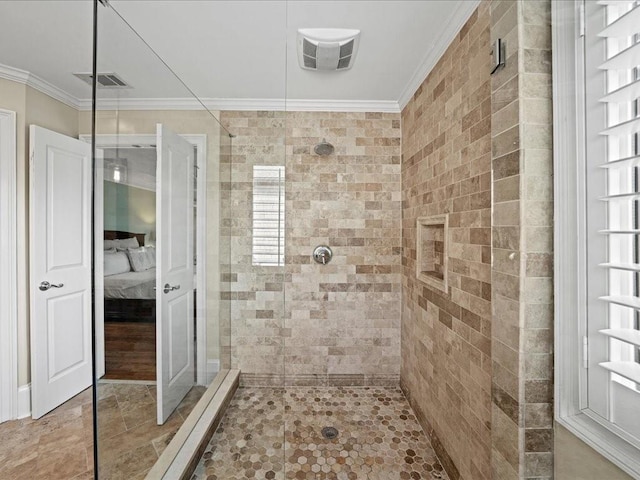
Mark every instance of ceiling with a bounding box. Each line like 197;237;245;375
0;0;478;111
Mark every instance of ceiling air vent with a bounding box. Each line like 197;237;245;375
73;72;131;88
297;28;360;71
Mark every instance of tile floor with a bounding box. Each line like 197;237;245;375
0;382;205;480
0;387;94;480
193;386;449;480
96;382;206;479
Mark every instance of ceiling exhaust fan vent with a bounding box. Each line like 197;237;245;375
297;28;360;72
73;72;131;88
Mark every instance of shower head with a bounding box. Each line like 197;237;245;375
314;139;334;156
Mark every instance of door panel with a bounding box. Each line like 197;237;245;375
167;160;190;272
169;295;191;379
48;292;86;379
156;124;195;424
30;126;92;419
48;150;85;268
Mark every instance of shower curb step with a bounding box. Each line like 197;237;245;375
145;369;240;480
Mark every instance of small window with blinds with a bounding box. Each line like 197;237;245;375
252;166;284;266
584;0;640;454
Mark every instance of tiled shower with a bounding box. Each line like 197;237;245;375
210;1;555;479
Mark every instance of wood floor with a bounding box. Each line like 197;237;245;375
104;322;156;381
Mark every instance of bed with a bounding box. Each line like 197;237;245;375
102;230;157;380
104;268;156;300
103;230;156;322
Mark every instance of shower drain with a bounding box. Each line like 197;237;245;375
321;426;339;440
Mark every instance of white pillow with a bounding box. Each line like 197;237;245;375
104;251;131;276
145;246;156;268
104;237;140;250
119;237;140;249
127;247;152;272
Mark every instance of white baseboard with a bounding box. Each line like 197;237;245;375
206;359;220;385
17;383;30;419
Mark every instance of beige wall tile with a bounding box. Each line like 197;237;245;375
401;3;492;479
220;110;402;382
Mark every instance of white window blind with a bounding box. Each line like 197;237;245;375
585;0;640;446
252;165;284;266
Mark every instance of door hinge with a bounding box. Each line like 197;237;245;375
583;335;589;369
578;2;585;38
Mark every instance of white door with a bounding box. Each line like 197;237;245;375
29;126;92;419
156;124;195;424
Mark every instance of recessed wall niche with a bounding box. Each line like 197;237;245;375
416;214;448;293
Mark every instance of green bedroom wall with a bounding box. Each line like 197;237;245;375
104;180;156;243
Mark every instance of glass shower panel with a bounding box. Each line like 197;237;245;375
92;2;231;478
223;111;287;386
215;109;289;477
184;1;290;478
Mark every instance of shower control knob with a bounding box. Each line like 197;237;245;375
313;245;332;265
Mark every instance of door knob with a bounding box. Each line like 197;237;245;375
163;283;181;294
39;281;64;291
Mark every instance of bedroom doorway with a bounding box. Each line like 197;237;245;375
89;131;209;419
102;145;158;381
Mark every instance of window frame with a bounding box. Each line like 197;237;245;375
553;1;640;476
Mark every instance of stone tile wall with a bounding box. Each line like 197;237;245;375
219;110;402;386
490;1;554;479
219;111;287;378
399;3;493;480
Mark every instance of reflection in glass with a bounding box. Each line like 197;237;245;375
91;2;232;478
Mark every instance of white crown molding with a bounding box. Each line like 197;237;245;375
285;99;399;113
397;0;481;111
208;97;400;112
77;97;284;111
77;97;203;111
0;63;81;110
0;64;30;84
78;97;400;113
205;98;286;112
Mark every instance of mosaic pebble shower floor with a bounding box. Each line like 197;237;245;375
193;386;448;480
